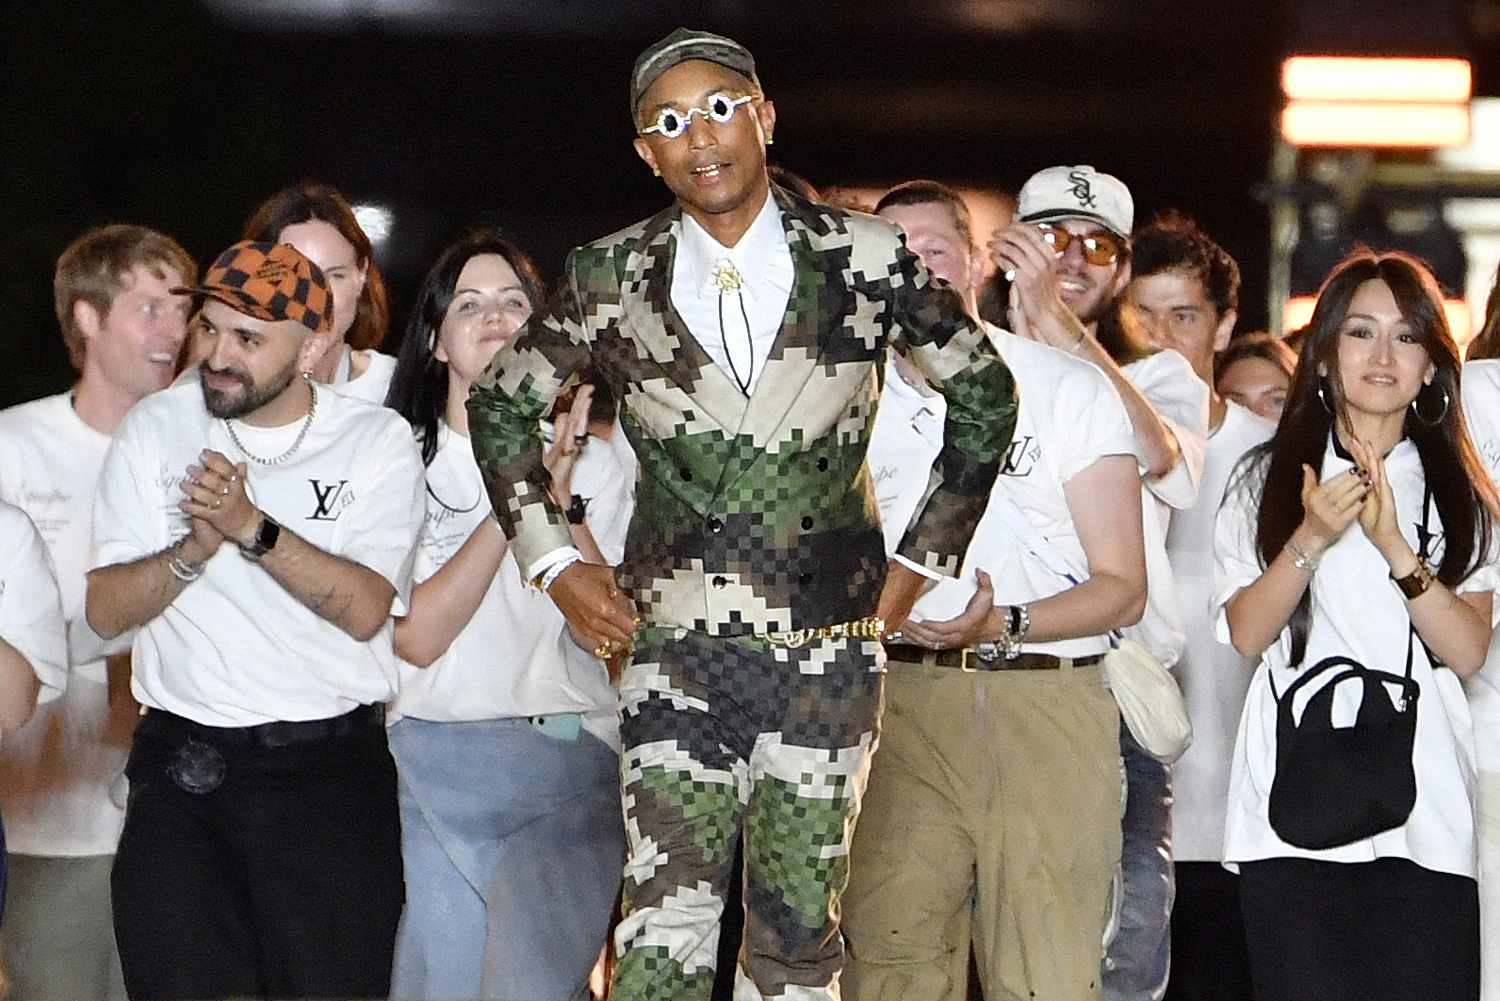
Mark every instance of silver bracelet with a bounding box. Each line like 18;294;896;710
535;554;582;593
1286;537;1319;572
168;551;204;582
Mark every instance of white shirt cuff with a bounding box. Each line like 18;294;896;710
892;553;945;582
526;546;584;586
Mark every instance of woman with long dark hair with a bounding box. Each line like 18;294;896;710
1215;251;1498;1001
382;229;631;1000
242;182;395;402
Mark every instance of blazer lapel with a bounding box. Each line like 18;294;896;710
618;208;747;435
736;186;847;453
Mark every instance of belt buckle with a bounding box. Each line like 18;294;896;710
167;738;227;795
959;648;978;673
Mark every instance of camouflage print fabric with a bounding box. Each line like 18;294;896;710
611;626;884;1001
466;184;1018;638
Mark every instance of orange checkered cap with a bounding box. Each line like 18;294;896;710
172;241;333;334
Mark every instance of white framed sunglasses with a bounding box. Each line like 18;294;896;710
639;92;757;139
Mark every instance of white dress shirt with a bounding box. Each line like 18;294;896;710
669;190;794;396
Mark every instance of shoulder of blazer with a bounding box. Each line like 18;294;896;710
771;182;903;250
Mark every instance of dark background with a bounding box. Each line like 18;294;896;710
8;0;1499;408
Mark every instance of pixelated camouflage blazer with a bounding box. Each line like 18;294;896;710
467;185;1017;638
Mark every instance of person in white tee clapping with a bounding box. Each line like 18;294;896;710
1217;251;1497;1001
85;240;424;1001
383;229;633;1001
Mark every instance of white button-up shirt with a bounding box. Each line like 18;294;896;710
670;191;795;396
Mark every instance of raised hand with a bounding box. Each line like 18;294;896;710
543;384;595;506
1296;461;1369;558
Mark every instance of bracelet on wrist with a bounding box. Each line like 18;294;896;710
1286;536;1319;572
1391;557;1436;601
167;544;205;582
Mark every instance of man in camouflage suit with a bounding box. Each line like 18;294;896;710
467;27;1018;1001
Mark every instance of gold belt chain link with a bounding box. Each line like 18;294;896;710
764;616;885;649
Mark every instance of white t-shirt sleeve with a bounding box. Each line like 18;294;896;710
0;504;67;705
1212;461;1265;645
330;419;425;615
1127;349;1209;509
91;409;168;571
1056;360;1137;483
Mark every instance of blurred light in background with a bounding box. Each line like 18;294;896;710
1281;102;1471;148
1279;55;1472;148
1282;56;1472;103
353;203;394;248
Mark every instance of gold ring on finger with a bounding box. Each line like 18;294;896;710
594;641;613;658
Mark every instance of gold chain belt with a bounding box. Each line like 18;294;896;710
764;616;885;649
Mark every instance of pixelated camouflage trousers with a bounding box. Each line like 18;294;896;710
609;625;885;1001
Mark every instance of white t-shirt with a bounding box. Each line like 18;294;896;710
91;380;424;726
1214;437;1494;877
869;328;1137;657
334;349;397;407
393;421;636;750
1168;400;1274;860
0;392;129;855
1122;348;1209;668
0;502;67;706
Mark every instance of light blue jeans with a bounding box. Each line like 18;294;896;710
388;715;623;1001
1102;724;1174;1001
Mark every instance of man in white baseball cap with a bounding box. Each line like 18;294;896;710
991;166;1210;1001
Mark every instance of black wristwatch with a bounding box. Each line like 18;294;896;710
565;493;590;525
244;514;281;560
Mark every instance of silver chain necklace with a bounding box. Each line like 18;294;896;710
223;377;317;466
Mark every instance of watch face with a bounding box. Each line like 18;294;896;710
256;516;281;553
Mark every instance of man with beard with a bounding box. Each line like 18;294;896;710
991;166;1210;1001
467;28;1017;1001
85;241;423;1001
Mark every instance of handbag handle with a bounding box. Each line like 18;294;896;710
1267;483;1432;705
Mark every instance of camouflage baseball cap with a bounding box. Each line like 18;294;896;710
630;27;760;116
173;240;333;334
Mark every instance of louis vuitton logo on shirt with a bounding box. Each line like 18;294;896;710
308;479;352;522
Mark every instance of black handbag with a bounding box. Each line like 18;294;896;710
1266;489;1432;851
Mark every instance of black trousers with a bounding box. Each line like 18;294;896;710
1239;857;1478;1001
111;707;403;1001
1164;861;1254;1001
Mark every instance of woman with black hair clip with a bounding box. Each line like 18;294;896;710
382;229;632;1001
1215;251;1499;1001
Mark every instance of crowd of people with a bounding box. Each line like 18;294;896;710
4;23;1500;1001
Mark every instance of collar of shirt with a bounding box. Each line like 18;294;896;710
676;191;793;303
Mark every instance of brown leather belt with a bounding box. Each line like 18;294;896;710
884;644;1103;673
